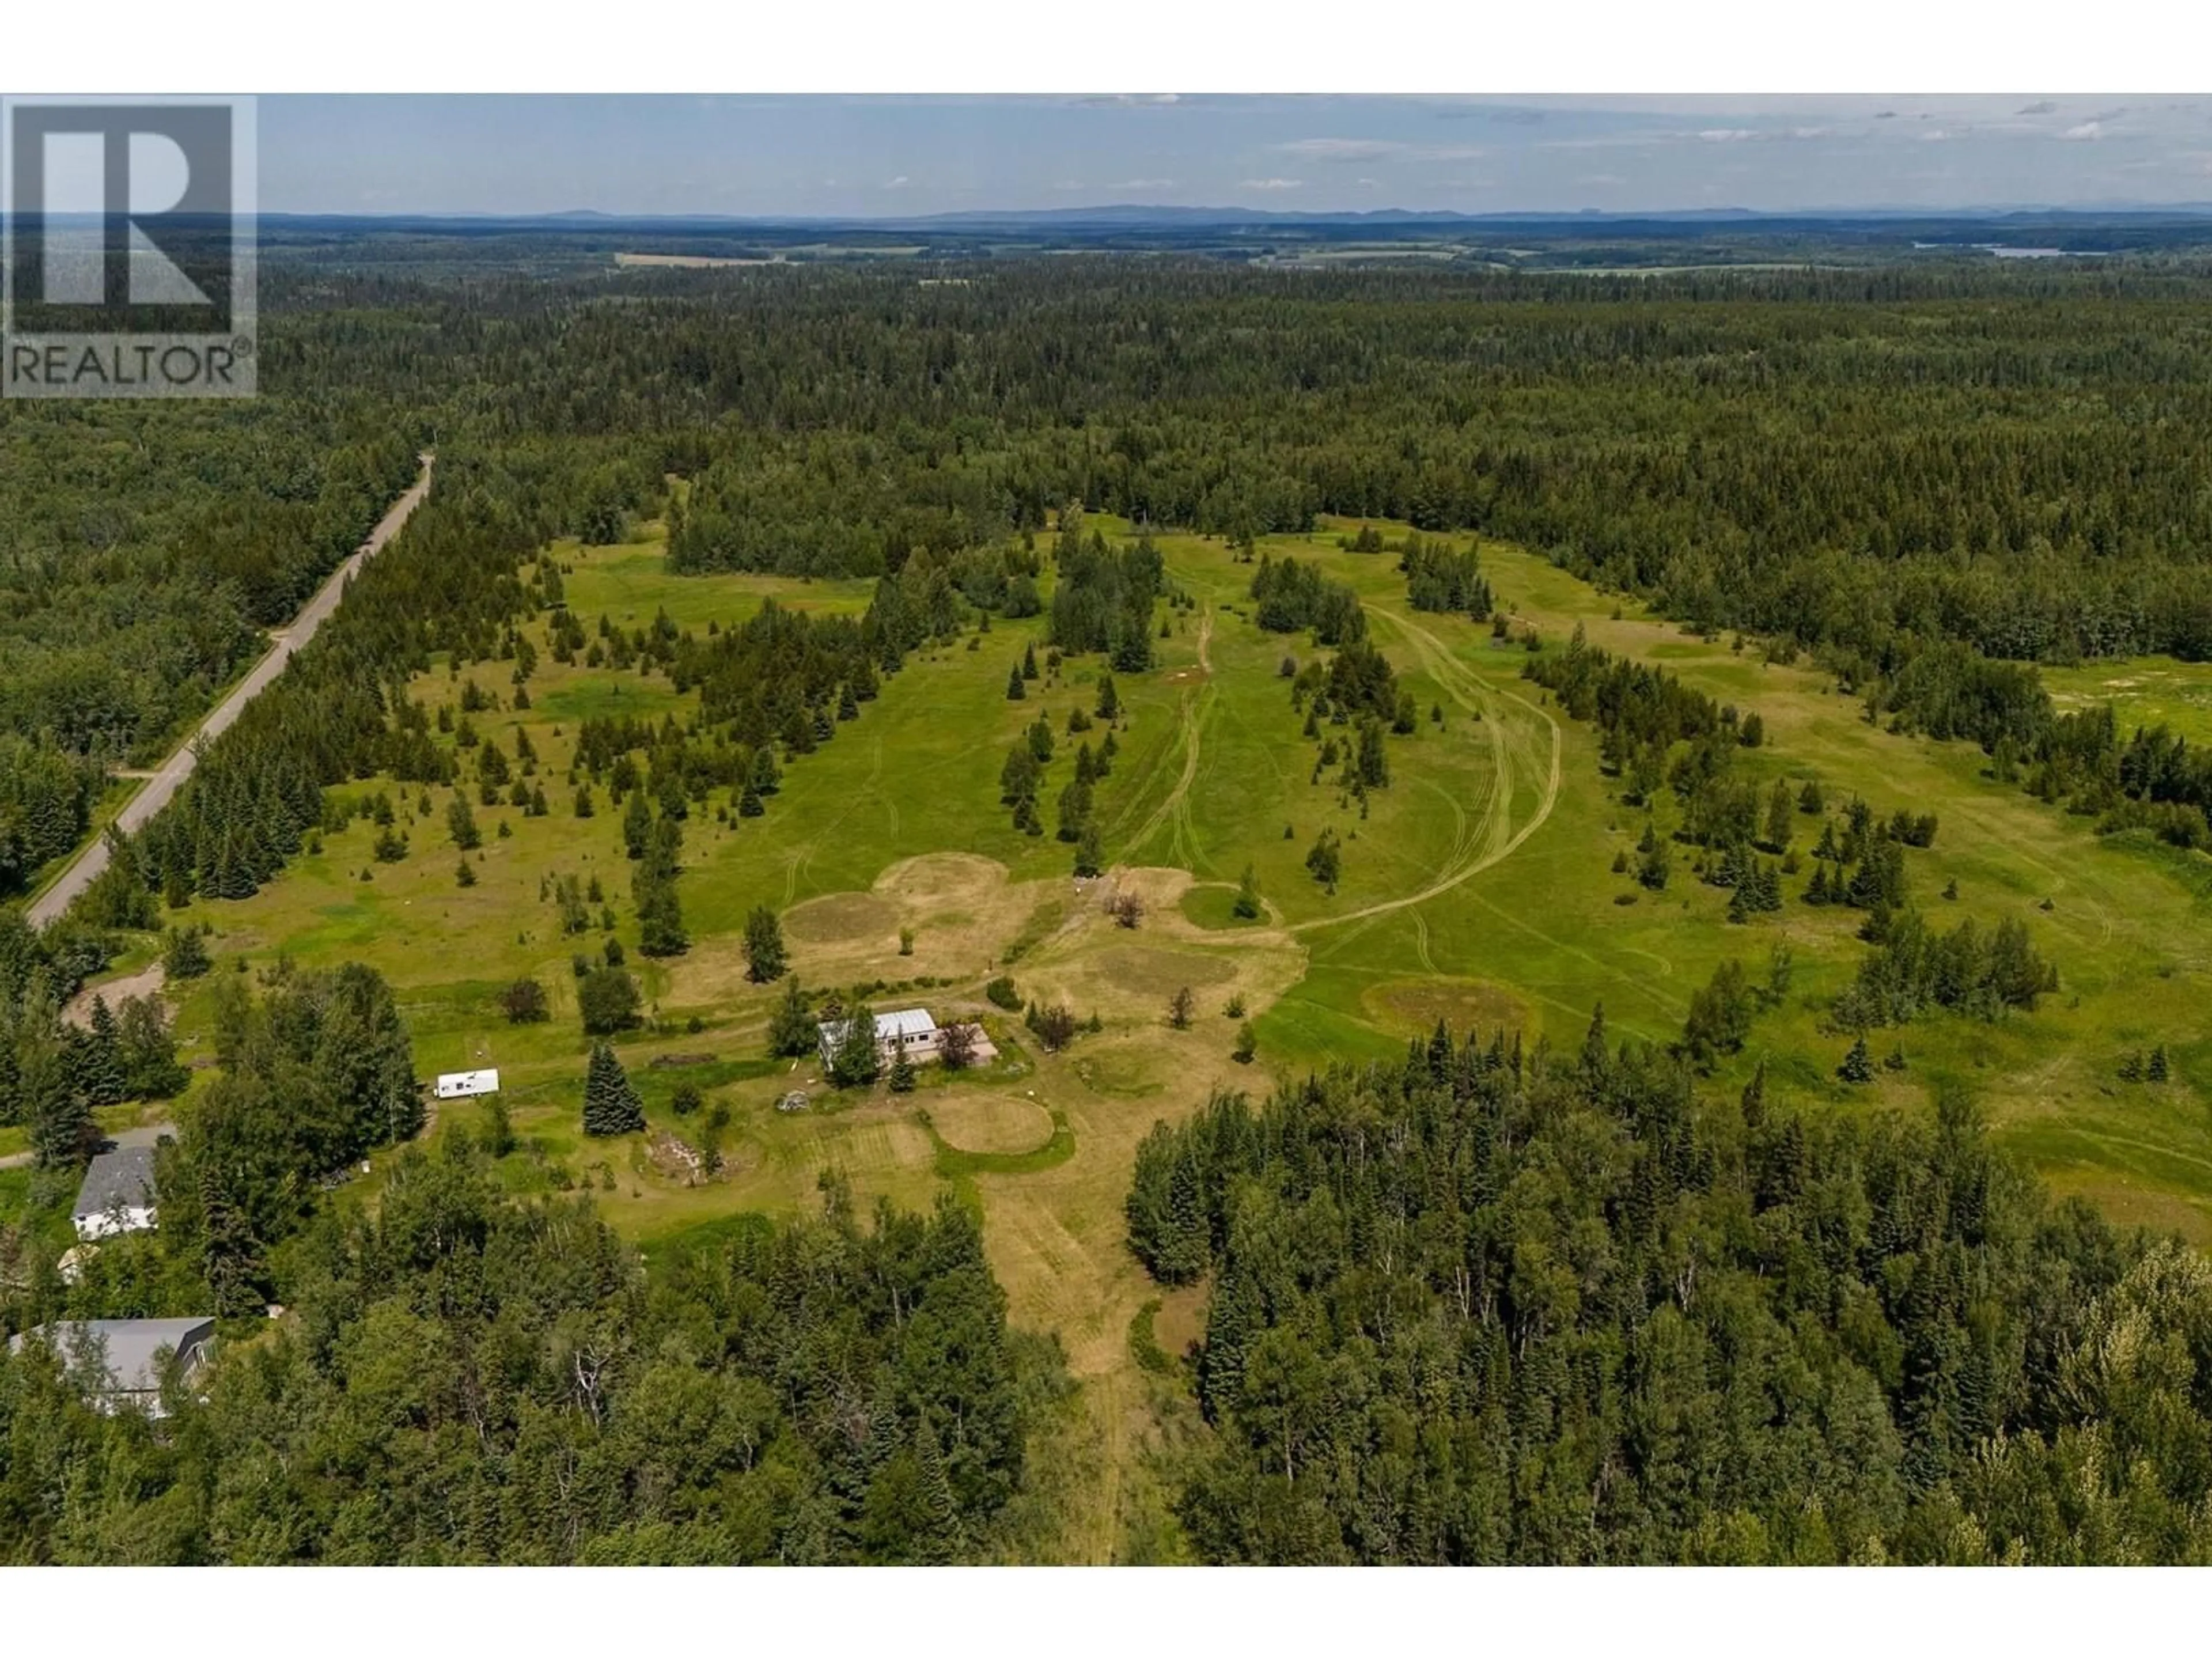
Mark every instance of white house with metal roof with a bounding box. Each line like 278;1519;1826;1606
817;1007;940;1069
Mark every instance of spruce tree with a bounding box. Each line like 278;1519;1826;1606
1073;823;1103;878
622;786;653;859
743;904;788;983
1006;663;1027;701
1838;1035;1876;1084
24;1044;92;1169
888;1046;916;1093
582;1041;645;1136
81;996;126;1107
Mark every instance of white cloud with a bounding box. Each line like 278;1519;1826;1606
1241;177;1303;191
1697;128;1757;143
1274;137;1483;164
883;175;911;189
1104;178;1176;192
2063;120;2106;141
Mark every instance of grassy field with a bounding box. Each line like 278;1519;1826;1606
2046;656;2212;749
88;506;2212;1559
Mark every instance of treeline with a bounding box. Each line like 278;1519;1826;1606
1126;1036;2212;1563
0;740;104;897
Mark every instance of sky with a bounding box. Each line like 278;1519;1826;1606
257;94;2212;218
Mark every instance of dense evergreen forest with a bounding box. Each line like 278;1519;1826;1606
1126;1033;2212;1565
11;246;2212;1564
13;255;2212;899
1;1145;1048;1563
18;253;2212;901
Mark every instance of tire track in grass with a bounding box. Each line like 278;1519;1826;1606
1288;604;1563;937
1116;611;1214;863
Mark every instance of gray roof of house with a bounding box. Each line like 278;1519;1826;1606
73;1143;158;1221
9;1317;215;1395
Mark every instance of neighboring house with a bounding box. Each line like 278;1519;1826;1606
817;1007;940;1070
9;1317;217;1417
72;1143;160;1240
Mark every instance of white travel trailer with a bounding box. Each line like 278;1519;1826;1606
434;1068;501;1100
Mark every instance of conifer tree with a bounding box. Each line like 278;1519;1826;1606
81;995;127;1107
24;1043;92;1169
1838;1035;1876;1084
1006;663;1027;701
743;904;787;983
1074;823;1103;878
888;1046;916;1094
582;1041;645;1136
622;786;653;859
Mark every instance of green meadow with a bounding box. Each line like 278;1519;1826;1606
96;505;2212;1559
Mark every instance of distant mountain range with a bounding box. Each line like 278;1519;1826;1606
263;203;2212;229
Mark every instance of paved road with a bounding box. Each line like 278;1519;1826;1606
25;453;435;931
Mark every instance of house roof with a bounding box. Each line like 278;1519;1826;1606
73;1143;158;1222
10;1317;215;1396
818;1008;938;1044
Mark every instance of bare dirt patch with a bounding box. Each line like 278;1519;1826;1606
63;962;167;1029
927;1093;1055;1156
